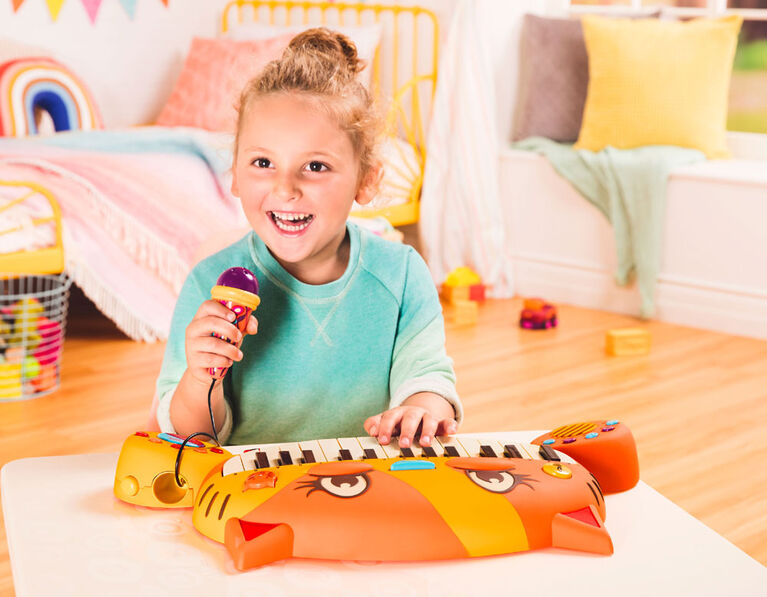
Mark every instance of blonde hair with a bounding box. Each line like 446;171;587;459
234;28;382;180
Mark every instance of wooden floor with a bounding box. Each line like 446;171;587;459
1;287;766;594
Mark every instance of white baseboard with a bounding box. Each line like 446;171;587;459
512;255;767;340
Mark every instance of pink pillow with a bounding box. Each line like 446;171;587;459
156;35;293;132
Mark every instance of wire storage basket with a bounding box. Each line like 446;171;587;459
1;274;72;400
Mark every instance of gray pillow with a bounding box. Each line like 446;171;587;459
511;14;588;143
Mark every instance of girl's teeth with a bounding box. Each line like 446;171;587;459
271;212;313;232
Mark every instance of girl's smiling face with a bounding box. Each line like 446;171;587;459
232;93;376;285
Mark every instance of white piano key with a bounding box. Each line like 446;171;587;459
455;436;484;457
318;438;343;461
337;437;366;460
434;435;469;457
418;439;445;457
378;440;402;459
355;435;387;459
240;448;259;471
263;444;283;467
222;454;245;476
499;441;531;459
296;439;328;463
275;442;304;466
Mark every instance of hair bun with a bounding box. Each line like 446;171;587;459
287;27;364;78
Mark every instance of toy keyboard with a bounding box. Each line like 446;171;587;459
114;421;639;571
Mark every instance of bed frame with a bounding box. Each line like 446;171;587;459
221;0;439;227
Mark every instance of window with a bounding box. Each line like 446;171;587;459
569;0;767;134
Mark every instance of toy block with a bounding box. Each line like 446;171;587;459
451;299;478;326
441;284;470;304
469;284;486;302
605;328;651;356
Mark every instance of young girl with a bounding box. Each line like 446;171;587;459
155;29;461;449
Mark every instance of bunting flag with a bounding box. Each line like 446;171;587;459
81;0;102;23
117;0;137;18
10;0;169;21
45;0;64;20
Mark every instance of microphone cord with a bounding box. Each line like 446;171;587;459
174;310;247;488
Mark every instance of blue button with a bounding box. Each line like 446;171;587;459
157;432;203;448
390;460;436;471
606;419;619;426
585;432;599;439
543;439;555;445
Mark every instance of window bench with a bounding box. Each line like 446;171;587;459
499;146;767;340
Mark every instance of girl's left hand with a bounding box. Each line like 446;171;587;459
364;404;457;449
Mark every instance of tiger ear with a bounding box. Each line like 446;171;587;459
551;505;613;555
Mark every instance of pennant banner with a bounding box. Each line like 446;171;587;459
81;0;103;23
45;0;64;20
10;0;169;21
118;0;136;19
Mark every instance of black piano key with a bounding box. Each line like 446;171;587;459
363;448;378;460
255;451;270;469
504;444;522;459
444;446;460;457
422;446;437;458
279;450;293;466
400;447;414;458
539;445;561;461
339;448;353;461
301;449;316;464
480;445;497;458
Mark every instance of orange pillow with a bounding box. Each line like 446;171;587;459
156;35;293;132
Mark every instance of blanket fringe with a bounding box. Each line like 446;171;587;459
66;258;167;343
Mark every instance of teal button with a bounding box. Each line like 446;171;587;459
158;432;203;448
585;432;599;439
543;439;555;445
390;460;436;471
606;419;619;426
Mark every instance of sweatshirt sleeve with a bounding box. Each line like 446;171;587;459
388;248;463;424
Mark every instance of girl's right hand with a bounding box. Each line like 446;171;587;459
184;299;259;385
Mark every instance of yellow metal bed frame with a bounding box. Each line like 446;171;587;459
0;181;65;276
221;0;439;227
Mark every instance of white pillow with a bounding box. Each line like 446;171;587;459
221;22;382;88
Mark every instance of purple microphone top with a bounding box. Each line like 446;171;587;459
217;267;259;295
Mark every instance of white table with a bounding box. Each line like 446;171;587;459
2;432;765;596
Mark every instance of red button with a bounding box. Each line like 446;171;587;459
170;443;181;450
210;447;224;454
135;431;149;437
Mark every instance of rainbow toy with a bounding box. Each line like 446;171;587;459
0;57;102;137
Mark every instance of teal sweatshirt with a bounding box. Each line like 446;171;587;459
155;222;461;445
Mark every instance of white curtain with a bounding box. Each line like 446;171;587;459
419;0;513;297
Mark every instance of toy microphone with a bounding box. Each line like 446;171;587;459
209;267;260;379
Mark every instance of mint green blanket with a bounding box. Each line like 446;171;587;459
513;137;705;317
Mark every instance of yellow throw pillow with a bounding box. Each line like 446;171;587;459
575;15;742;159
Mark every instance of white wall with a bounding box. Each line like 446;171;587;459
0;0;226;127
0;0;464;129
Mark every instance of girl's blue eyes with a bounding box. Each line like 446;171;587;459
251;159;328;172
